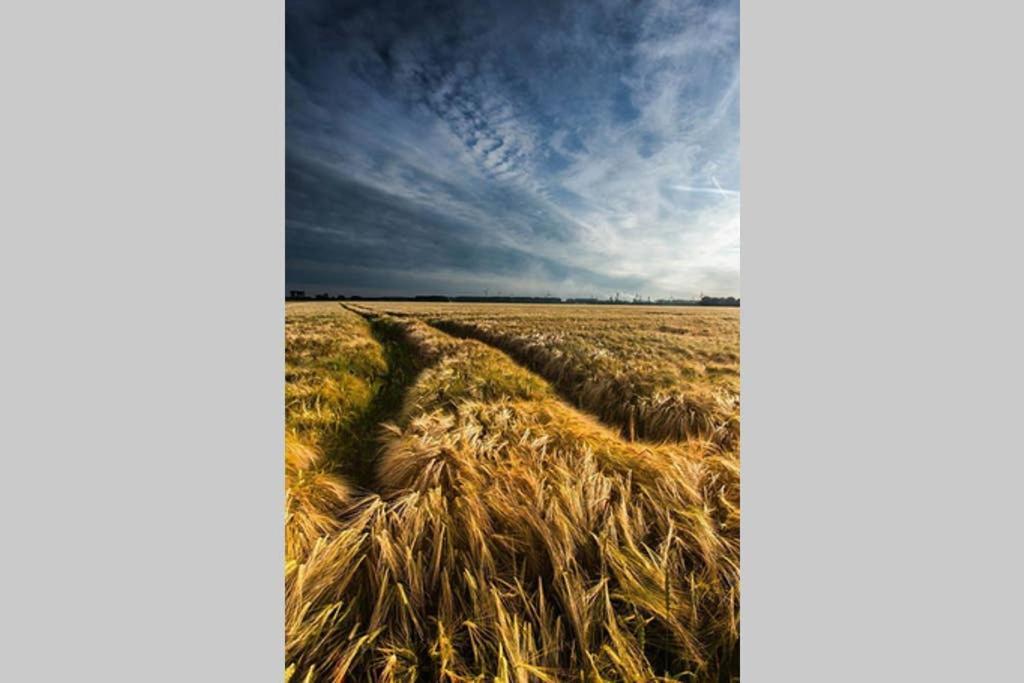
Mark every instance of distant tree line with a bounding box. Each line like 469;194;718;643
286;290;738;307
699;296;740;307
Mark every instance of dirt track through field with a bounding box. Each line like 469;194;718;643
343;313;420;492
343;303;666;454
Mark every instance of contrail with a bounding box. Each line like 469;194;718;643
711;177;738;197
670;181;740;197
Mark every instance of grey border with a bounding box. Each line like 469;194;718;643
3;2;283;680
743;1;1022;680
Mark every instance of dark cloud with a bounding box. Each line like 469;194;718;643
286;151;645;295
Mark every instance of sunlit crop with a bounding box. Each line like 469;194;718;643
285;302;740;682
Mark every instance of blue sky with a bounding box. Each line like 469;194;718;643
287;0;739;298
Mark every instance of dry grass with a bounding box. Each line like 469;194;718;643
285;303;388;461
284;304;385;561
285;306;740;681
358;303;739;448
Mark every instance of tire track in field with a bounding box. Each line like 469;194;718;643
347;305;672;448
422;317;656;444
344;305;734;455
424;317;638;437
335;304;422;492
426;317;738;450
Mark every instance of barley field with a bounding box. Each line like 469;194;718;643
285;302;740;682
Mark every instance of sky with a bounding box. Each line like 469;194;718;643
286;0;739;299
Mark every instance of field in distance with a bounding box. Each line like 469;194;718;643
286;302;740;682
355;302;739;448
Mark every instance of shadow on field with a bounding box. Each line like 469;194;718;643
325;313;419;492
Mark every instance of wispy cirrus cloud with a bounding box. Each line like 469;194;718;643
287;0;739;298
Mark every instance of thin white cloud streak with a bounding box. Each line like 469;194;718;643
671;184;740;196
